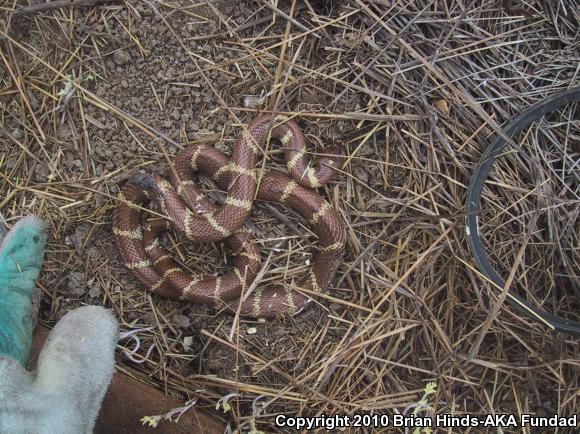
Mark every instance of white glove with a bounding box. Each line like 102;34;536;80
0;216;119;434
0;306;118;434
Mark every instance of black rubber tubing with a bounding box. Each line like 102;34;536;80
465;86;580;337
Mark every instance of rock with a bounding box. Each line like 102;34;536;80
67;271;87;296
74;223;91;248
183;336;193;349
171;86;185;96
113;49;131;66
88;283;101;298
353;166;370;184
34;165;48;182
173;314;191;328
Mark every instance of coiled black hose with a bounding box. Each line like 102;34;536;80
465;87;580;337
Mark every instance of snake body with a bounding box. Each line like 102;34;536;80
113;115;345;318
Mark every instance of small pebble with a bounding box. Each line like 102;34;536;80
173;314;191;328
113;49;132;66
88;284;101;298
243;95;265;108
67;271;87;296
183;336;193;348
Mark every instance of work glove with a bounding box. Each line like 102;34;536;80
0;216;119;434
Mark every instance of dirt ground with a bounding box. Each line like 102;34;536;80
1;0;578;433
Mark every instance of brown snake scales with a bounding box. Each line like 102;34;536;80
112;114;345;318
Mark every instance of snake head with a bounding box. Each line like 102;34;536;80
128;172;157;190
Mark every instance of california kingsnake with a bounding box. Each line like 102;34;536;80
112;115;345;318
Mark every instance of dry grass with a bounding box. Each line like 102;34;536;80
0;1;578;433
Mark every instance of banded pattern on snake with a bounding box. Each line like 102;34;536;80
113;115;345;318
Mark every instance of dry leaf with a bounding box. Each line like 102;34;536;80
433;99;449;115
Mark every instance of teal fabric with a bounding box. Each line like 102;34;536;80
0;216;46;366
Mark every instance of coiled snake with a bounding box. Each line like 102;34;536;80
112;115;345;318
